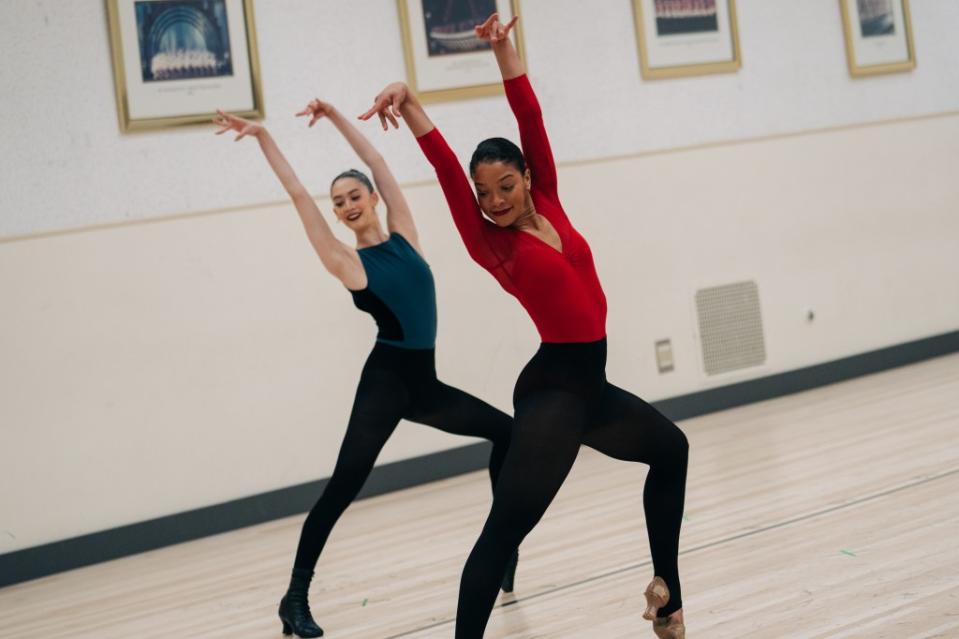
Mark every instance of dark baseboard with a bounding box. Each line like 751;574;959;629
2;329;957;588
653;330;959;421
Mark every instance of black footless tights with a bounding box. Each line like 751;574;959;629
292;343;513;572
455;339;689;638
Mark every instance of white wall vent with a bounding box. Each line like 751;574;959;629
695;281;766;375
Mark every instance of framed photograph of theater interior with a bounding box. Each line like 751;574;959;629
106;0;264;132
632;0;741;80
397;0;525;103
840;0;915;77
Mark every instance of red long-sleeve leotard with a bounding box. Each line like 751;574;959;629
417;74;607;343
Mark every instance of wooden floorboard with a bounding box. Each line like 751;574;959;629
2;353;957;638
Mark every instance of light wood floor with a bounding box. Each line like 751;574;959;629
2;353;958;638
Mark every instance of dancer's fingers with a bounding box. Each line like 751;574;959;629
479;12;499;31
359;97;386;121
217;110;239;126
495;16;518;41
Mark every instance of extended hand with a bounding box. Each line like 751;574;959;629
295;98;336;127
475;12;518;43
358;82;409;131
212;110;263;141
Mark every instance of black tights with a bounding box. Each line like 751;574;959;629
455;339;689;638
292;343;513;572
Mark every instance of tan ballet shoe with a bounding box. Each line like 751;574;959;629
643;576;670;621
644;577;685;638
652;614;686;639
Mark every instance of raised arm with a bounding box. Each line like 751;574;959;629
476;14;559;201
212;111;363;288
297;99;421;253
476;13;523;80
358;84;499;269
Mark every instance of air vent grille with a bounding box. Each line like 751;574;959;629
695;281;766;375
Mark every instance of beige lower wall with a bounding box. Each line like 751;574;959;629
2;114;958;553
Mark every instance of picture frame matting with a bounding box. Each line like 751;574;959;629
396;0;526;103
632;0;742;80
106;0;264;132
839;0;916;77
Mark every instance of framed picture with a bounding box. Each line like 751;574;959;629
632;0;741;80
840;0;915;77
106;0;264;132
397;0;525;103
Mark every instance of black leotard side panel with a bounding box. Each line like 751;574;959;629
349;288;404;343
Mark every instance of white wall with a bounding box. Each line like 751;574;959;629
1;0;958;237
1;1;958;553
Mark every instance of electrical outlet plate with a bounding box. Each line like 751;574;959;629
655;339;674;373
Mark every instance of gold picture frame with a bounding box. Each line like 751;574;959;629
633;0;741;80
106;0;264;132
840;0;915;77
397;0;526;103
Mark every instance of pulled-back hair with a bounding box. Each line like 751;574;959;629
331;168;375;194
469;137;526;176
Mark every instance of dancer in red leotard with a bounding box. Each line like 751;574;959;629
361;13;689;639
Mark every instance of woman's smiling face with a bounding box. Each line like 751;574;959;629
330;177;379;231
472;161;532;227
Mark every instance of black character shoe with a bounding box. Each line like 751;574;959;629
278;568;324;637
